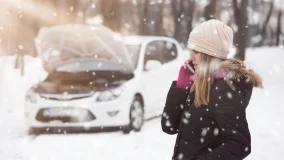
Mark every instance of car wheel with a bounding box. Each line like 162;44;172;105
122;96;144;134
28;127;44;136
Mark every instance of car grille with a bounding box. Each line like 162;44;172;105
36;107;96;123
39;93;94;101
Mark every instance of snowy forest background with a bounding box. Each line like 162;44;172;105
0;0;284;65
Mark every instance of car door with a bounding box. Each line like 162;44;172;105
139;40;166;118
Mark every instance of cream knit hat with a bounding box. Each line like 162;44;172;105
187;19;233;59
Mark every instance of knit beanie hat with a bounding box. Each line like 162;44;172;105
187;19;233;59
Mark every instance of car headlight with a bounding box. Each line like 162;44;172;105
96;85;125;102
25;89;37;103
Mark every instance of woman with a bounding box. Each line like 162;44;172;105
161;19;263;160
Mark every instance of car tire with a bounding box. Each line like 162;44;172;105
28;127;44;136
122;96;144;134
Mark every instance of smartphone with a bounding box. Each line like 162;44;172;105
186;61;195;73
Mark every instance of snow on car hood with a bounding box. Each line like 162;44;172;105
35;24;134;72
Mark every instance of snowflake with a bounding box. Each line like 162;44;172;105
184;111;191;118
165;120;171;127
208;148;213;152
201;128;208;136
227;92;232;99
200;117;203;121
245;147;249;152
214;128;219;136
18;45;24;50
182;118;189;124
178;153;184;160
200;138;204;143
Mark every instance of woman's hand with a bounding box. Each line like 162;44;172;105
176;65;194;89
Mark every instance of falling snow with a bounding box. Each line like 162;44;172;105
0;41;283;160
227;92;233;99
177;153;184;160
165;120;171;127
201;128;208;136
214;128;219;136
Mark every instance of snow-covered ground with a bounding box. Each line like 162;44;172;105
0;47;283;160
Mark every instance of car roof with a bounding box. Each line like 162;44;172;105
123;35;177;45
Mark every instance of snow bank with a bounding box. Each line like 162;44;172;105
0;46;283;160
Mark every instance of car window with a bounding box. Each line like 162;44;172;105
162;41;178;63
144;41;164;66
125;44;141;69
56;59;129;72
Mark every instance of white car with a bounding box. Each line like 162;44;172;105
25;24;186;135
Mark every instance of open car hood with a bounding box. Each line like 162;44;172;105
35;24;134;72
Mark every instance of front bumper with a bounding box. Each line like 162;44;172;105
25;96;132;128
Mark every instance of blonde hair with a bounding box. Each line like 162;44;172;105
190;54;263;107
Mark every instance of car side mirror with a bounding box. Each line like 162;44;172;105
145;60;162;71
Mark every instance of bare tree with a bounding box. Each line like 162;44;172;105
276;8;282;45
100;0;122;32
203;0;217;20
140;0;150;35
171;0;185;41
186;0;195;34
156;0;165;36
232;0;248;60
259;0;274;46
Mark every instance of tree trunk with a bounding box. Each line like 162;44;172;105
232;0;248;61
140;0;150;35
156;0;165;36
100;0;122;32
259;1;274;46
276;9;282;46
203;0;217;20
186;0;195;34
172;0;184;41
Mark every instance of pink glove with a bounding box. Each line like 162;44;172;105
176;66;194;89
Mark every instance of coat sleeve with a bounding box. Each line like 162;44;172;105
161;81;188;135
197;81;252;160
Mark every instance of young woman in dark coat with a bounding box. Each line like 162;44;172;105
161;19;263;160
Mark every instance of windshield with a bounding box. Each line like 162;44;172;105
55;59;131;73
125;44;141;69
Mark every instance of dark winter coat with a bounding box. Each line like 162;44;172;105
161;78;253;160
